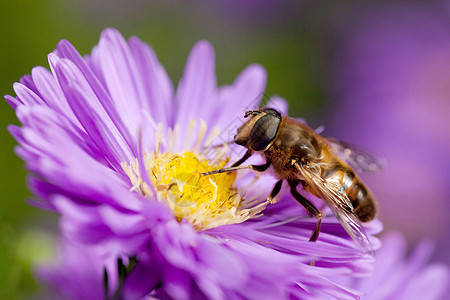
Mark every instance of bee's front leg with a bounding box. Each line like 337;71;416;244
229;149;253;168
201;158;271;176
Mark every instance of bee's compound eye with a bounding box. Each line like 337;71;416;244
249;114;281;151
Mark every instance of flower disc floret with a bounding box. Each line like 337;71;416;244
123;143;269;230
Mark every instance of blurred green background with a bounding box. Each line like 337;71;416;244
1;1;449;298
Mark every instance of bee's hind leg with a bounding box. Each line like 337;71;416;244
288;179;323;242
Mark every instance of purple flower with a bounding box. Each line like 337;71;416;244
8;27;443;299
40;231;449;300
333;232;449;300
356;232;449;299
328;2;450;266
38;239;106;300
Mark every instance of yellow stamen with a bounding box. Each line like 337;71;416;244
122;121;269;230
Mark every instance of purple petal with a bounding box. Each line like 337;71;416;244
19;74;41;97
31;66;81;127
13;82;45;106
54;57;133;169
129;36;174;128
136;128;156;197
37;239;106;300
97;28;148;137
53;39;138;158
402;265;450;300
123;256;161;299
99;205;147;236
175;41;216;128
4;95;22;110
266;95;289;115
214;64;267;130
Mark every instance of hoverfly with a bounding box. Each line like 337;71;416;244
202;108;382;252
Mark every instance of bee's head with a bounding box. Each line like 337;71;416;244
234;107;282;151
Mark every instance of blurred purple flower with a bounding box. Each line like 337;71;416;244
38;239;106;300
6;27;444;299
334;232;449;300
329;3;450;265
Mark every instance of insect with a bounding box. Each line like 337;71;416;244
202;107;382;252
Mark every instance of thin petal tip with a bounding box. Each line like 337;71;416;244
191;40;215;59
100;27;125;42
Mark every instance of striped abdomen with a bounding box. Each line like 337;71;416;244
325;166;377;222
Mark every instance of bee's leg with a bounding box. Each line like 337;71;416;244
230;149;253;167
267;180;283;203
288;180;323;242
201;158;271;176
309;215;322;242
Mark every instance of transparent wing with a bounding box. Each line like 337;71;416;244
326;138;384;173
295;162;374;254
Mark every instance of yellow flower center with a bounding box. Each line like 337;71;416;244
151;150;242;227
122;146;268;230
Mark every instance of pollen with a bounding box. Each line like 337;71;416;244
122;132;268;230
150;150;242;228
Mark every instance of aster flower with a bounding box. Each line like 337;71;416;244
39;231;449;300
352;232;449;299
8;28;390;299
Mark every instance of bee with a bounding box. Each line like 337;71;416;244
202;107;382;252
